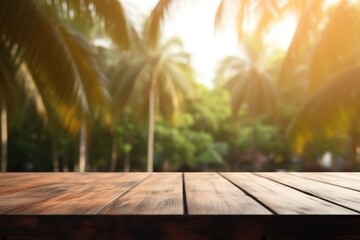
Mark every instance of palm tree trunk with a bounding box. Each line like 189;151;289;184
252;120;259;171
163;159;170;171
52;137;59;172
63;153;69;172
124;152;130;172
110;136;117;172
349;128;359;171
79;123;87;172
147;70;158;172
1;103;7;172
348;114;360;171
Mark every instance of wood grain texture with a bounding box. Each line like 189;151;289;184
0;173;72;194
221;173;356;214
258;173;360;212
0;173;359;215
291;173;360;191
185;173;271;214
102;173;183;214
0;173;128;195
0;184;69;213
5;173;149;214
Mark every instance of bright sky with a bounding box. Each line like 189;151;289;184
125;0;297;88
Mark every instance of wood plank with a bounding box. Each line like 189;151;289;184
316;172;360;181
184;173;271;214
0;173;125;195
0;184;70;213
290;173;360;191
258;173;360;212
102;173;183;214
0;173;72;194
221;173;356;214
5;173;149;214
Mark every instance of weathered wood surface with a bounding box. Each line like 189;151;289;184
221;173;357;214
4;173;149;214
0;172;359;215
102;173;183;214
0;173;71;194
291;172;360;191
184;173;271;214
257;172;360;212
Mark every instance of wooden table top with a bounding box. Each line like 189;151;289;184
0;172;359;215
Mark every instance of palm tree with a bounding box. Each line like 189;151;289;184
0;0;134;171
289;66;360;170
215;0;360;168
216;43;278;170
0;103;7;172
0;41;19;172
287;1;360;170
106;50;144;172
114;33;195;172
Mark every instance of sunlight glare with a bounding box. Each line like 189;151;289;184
162;0;241;88
264;14;297;50
325;0;340;7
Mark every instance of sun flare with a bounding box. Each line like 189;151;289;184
264;15;297;50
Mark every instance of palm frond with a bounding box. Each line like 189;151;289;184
0;0;109;132
216;0;282;41
0;40;22;126
58;24;110;124
0;0;84;131
147;0;173;49
110;54;148;122
221;65;277;119
44;0;131;49
214;0;226;31
288;66;360;153
160;36;184;53
277;0;325;85
308;1;360;95
215;56;247;88
16;62;47;123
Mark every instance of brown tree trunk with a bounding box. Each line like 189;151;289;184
63;153;69;172
1;103;7;172
251;120;259;171
348;132;359;171
52;137;59;172
124;152;130;172
147;70;158;172
110;136;117;172
163;159;170;172
79;123;87;172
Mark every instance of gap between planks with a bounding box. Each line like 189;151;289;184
184;173;272;214
1;173;150;214
255;173;360;213
221;173;356;214
289;173;360;192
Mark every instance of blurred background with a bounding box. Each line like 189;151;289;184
0;0;360;172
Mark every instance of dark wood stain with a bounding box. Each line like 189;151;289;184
0;215;359;240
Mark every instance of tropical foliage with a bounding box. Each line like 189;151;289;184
1;0;360;172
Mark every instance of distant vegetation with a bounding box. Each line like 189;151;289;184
1;0;360;172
